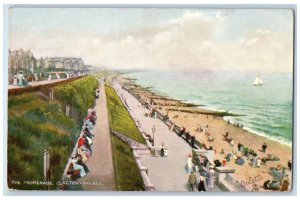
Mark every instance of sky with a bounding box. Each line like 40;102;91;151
9;8;294;73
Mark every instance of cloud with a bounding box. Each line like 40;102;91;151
9;10;293;73
225;29;293;72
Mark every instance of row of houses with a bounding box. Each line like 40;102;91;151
9;49;89;74
38;57;87;71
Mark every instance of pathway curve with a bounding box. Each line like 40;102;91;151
78;79;115;190
112;80;222;192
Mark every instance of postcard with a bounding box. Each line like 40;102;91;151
7;7;294;192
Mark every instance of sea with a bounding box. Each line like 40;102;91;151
126;70;293;147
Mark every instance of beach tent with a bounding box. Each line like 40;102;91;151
236;157;245;165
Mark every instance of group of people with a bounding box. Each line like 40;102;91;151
264;164;290;191
12;72;28;86
186;154;216;192
67;108;97;180
225;133;292;191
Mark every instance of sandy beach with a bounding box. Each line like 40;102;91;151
119;76;293;191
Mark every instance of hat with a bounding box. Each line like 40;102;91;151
71;154;76;158
276;165;282;170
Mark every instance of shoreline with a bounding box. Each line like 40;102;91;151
119;74;293;191
122;74;292;148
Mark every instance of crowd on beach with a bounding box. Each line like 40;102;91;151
148;99;292;192
184;124;292;192
65;87;99;181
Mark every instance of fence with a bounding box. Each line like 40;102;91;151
8;76;87;96
111;130;155;191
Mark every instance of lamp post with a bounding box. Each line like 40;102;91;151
152;125;156;146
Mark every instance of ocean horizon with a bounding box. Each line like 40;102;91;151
126;70;293;147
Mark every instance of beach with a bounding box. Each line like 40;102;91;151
118;75;293;191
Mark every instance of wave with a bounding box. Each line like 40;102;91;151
223;116;292;146
243;126;292;147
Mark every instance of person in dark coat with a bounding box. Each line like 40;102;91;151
238;142;242;151
198;175;206;192
288;160;292;171
160;143;165;157
262;143;267;153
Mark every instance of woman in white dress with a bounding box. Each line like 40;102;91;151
186;155;193;173
13;73;18;86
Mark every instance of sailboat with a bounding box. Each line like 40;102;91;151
253;73;263;86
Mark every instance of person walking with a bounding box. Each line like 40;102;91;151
188;171;197;191
13;72;18;86
262;142;267;153
18;72;24;86
207;166;215;188
198;175;206;192
238;142;242;151
287;160;292;171
252;154;257;168
257;158;262;168
186;154;193;173
160;142;165;157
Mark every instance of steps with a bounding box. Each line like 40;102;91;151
136;149;152;156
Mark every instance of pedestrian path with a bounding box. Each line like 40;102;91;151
113;81;222;192
8;78;68;89
78;79;115;190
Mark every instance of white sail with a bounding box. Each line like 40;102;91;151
253;74;263;86
253;77;260;85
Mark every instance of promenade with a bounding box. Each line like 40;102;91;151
112;81;221;192
8;78;67;89
78;79;116;190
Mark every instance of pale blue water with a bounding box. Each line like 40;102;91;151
126;70;293;146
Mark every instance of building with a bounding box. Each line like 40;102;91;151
8;49;36;73
43;57;85;71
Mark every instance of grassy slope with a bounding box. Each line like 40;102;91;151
105;85;145;144
105;85;145;191
7;76;99;190
110;135;145;191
